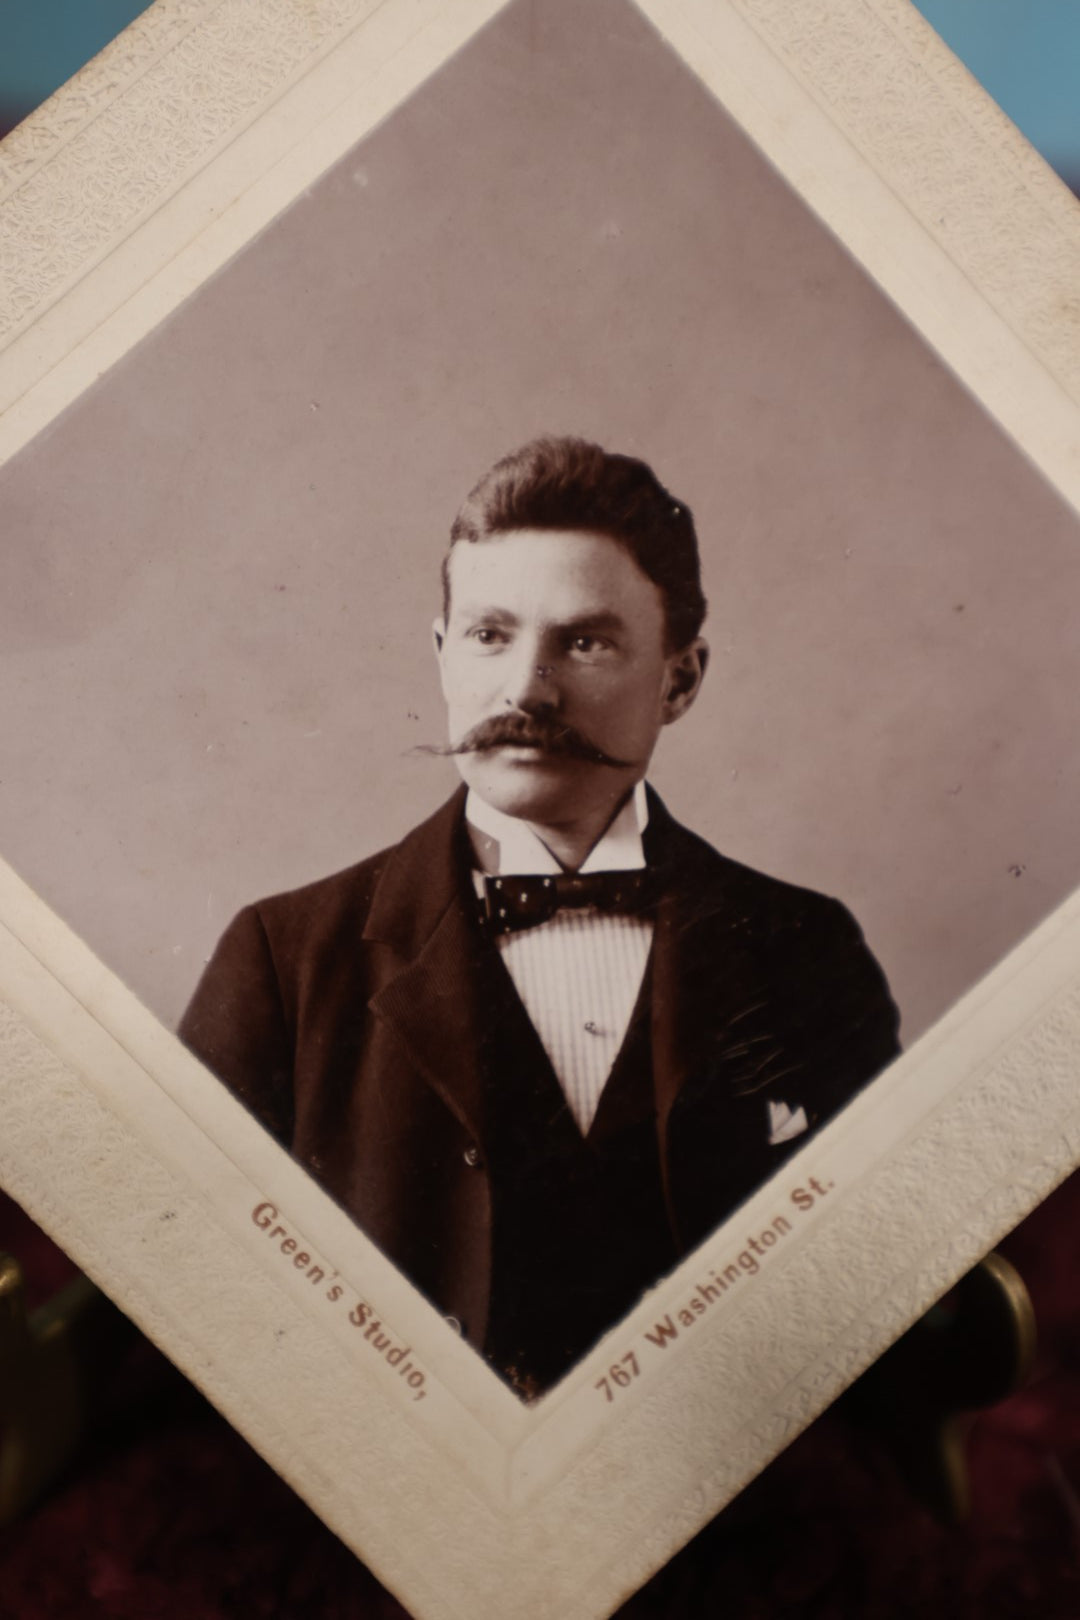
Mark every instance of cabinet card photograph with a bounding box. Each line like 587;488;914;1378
3;0;1080;1615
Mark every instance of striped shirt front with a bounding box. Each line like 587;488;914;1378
466;786;654;1133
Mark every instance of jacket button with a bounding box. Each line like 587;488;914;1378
463;1144;482;1168
445;1314;464;1335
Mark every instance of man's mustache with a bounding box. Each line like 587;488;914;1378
415;712;634;769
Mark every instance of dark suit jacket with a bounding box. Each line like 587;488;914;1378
179;786;900;1358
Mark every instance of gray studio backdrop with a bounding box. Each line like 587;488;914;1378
3;0;1079;1048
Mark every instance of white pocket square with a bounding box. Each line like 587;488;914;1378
767;1100;808;1145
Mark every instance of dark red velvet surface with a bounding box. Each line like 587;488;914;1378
1;1173;1077;1619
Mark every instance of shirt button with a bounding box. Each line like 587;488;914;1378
445;1315;464;1335
463;1143;482;1168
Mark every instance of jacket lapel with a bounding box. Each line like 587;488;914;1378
645;791;782;1239
364;787;490;1145
361;785;783;1198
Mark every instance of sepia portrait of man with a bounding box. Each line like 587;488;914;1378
4;3;1073;1423
8;0;1080;1610
179;434;901;1400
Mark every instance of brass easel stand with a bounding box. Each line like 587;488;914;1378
0;1251;136;1526
840;1251;1037;1521
0;1248;1035;1528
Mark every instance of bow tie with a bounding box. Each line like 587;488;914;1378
479;870;654;935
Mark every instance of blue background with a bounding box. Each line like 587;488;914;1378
915;0;1080;191
0;1;153;134
1;2;1079;195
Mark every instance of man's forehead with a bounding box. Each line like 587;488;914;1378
444;527;659;610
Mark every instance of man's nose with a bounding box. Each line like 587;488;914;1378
503;645;560;713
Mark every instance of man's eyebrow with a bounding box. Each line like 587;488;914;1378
451;606;629;633
560;611;627;635
453;604;520;624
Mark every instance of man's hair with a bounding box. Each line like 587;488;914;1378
443;436;707;651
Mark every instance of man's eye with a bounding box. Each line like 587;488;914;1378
569;634;609;655
467;626;507;646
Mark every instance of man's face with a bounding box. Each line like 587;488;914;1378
434;528;706;837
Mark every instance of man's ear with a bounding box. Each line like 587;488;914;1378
661;638;708;725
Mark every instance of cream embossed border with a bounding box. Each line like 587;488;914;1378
3;3;1080;1616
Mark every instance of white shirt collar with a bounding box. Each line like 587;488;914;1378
465;781;649;875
